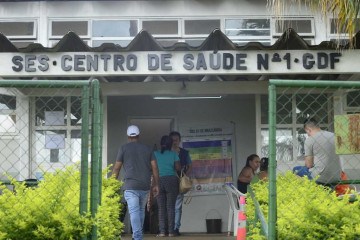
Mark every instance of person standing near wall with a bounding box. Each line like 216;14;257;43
154;135;181;237
237;154;260;193
303;118;341;185
169;131;192;236
258;157;269;181
112;125;160;240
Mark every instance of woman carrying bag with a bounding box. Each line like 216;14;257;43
170;131;192;236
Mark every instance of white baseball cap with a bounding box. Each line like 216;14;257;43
127;125;140;137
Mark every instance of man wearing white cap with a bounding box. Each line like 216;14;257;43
112;125;160;240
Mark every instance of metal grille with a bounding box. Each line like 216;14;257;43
264;80;360;239
0;80;105;239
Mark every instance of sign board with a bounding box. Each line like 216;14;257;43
45;134;65;149
0;50;356;77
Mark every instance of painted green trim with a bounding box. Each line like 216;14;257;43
268;84;277;240
270;79;360;88
0;80;89;88
90;79;101;240
80;85;90;240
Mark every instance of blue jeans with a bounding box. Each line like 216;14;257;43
174;193;184;230
124;190;149;240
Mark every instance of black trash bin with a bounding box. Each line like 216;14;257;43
206;219;222;233
205;209;222;234
24;179;38;188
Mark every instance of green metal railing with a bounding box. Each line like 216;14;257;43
90;80;102;239
80;83;91;240
268;83;277;240
248;186;268;236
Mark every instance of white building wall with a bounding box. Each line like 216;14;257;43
0;0;270;18
0;0;353;233
0;0;333;46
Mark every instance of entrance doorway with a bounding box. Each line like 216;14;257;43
128;117;175;233
129;118;175;151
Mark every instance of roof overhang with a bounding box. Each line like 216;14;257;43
0;28;359;82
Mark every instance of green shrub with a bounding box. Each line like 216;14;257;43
0;165;123;240
247;172;360;240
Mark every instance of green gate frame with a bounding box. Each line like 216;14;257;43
0;79;103;240
267;79;360;239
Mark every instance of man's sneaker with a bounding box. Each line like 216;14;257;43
174;229;181;236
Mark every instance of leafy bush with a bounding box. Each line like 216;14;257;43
0;165;123;240
247;172;360;240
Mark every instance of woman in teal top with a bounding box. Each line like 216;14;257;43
154;135;181;237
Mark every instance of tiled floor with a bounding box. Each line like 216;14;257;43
121;233;236;240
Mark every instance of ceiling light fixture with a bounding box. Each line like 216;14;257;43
153;96;222;100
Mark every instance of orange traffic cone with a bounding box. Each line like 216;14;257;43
237;195;246;240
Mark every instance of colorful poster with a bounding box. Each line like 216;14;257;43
334;114;360;154
182;137;233;195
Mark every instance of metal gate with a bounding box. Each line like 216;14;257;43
0;79;104;239
265;80;360;239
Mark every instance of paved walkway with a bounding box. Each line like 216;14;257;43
121;233;236;240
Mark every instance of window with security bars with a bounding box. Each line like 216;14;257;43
345;90;360;110
32;96;83;172
259;93;332;164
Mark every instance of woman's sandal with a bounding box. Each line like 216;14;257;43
156;233;166;237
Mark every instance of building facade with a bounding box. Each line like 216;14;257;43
0;0;359;233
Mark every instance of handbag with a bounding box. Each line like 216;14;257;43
179;170;192;194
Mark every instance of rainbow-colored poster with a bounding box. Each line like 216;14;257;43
182;137;233;195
